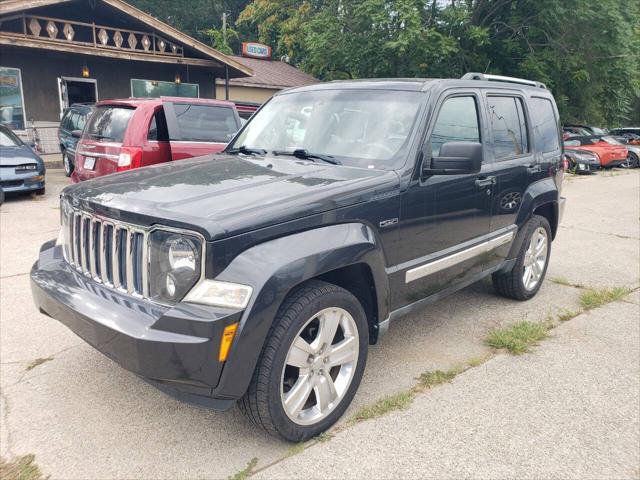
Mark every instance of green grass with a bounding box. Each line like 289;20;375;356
228;457;258;480
579;286;632;310
0;455;47;480
417;367;462;389
25;357;53;371
550;277;585;289
349;391;414;424
485;321;550;355
284;443;306;458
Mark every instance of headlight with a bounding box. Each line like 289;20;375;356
148;230;202;304
184;280;253;309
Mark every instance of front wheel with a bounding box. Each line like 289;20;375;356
492;215;551;300
622;152;639;169
240;280;368;442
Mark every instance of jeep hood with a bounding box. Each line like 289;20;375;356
63;154;399;240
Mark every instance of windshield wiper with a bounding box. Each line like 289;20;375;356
272;149;340;165
227;145;267;156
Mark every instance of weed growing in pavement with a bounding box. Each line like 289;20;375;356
557;309;581;322
417;367;462;390
284;443;306;458
579;286;632;310
485;321;550;355
550;277;585;289
0;454;47;480
228;457;258;480
349;391;414;424
25;357;53;371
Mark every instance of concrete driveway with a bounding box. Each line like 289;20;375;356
1;169;638;479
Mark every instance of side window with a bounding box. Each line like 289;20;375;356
76;112;88;131
530;97;560;152
431;96;480;157
171;104;239;142
61;110;73;131
70;112;80;131
148;109;169;141
487;96;529;160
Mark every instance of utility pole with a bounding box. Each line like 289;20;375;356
222;12;227;45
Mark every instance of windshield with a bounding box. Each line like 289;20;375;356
601;136;623;145
229;89;424;169
0;127;23;147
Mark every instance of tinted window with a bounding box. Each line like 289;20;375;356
85;106;134;142
148;110;169;141
530;98;559;152
488;96;529;160
172;104;238;142
431;96;480;157
61;110;73;131
76;112;88;131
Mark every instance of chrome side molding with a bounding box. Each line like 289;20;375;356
405;230;515;283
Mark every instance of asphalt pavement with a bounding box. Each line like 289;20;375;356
1;168;638;479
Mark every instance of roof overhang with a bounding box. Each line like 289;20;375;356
0;0;252;77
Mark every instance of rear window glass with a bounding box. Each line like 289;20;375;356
85;106;134;142
488;96;529;160
172;104;238;143
530;98;560;153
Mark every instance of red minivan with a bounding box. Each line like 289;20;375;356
71;97;241;182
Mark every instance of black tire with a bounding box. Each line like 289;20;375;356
63;150;74;177
239;280;369;442
627;152;639;169
492;215;552;301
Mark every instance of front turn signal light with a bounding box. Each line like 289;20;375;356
219;323;239;362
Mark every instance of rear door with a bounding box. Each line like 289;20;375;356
141;107;171;167
162;101;241;160
75;105;135;181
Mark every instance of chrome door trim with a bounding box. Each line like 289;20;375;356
404;227;516;283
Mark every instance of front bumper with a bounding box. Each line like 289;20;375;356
30;242;242;409
0;171;45;192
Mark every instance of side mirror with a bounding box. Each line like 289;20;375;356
423;141;483;175
71;130;83;139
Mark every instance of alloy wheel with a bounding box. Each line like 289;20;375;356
280;307;359;426
522;226;548;291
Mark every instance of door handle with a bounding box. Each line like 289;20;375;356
475;176;496;188
526;164;542;174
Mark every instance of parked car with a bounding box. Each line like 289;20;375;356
59;103;94;177
562;125;590;140
0;125;45;196
611;136;640;168
563;149;599;174
609;127;640;138
564;135;628;168
564;124;608;135
71;97;242;183
32;73;565;442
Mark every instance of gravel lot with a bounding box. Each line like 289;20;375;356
1;168;638;479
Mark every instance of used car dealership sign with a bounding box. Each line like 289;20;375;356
242;42;272;59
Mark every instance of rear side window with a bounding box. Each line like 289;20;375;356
488;96;529;160
148;109;169;141
85;106;135;142
171;104;238;143
76;111;88;131
530;98;560;153
431;96;480;157
61;110;73;131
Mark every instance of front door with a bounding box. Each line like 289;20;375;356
391;91;494;309
58;77;97;116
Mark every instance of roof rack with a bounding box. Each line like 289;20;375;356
462;72;547;89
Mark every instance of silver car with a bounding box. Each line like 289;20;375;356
0;125;45;198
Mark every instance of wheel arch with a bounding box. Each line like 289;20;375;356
212;222;390;399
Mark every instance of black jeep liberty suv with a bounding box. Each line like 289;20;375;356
32;73;566;441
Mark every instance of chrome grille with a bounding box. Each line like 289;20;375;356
61;202;148;298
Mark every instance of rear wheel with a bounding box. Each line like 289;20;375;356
493;215;551;301
622;152;639;169
63;150;74;177
240;280;368;442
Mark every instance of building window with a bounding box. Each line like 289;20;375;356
131;79;199;98
0;67;26;131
